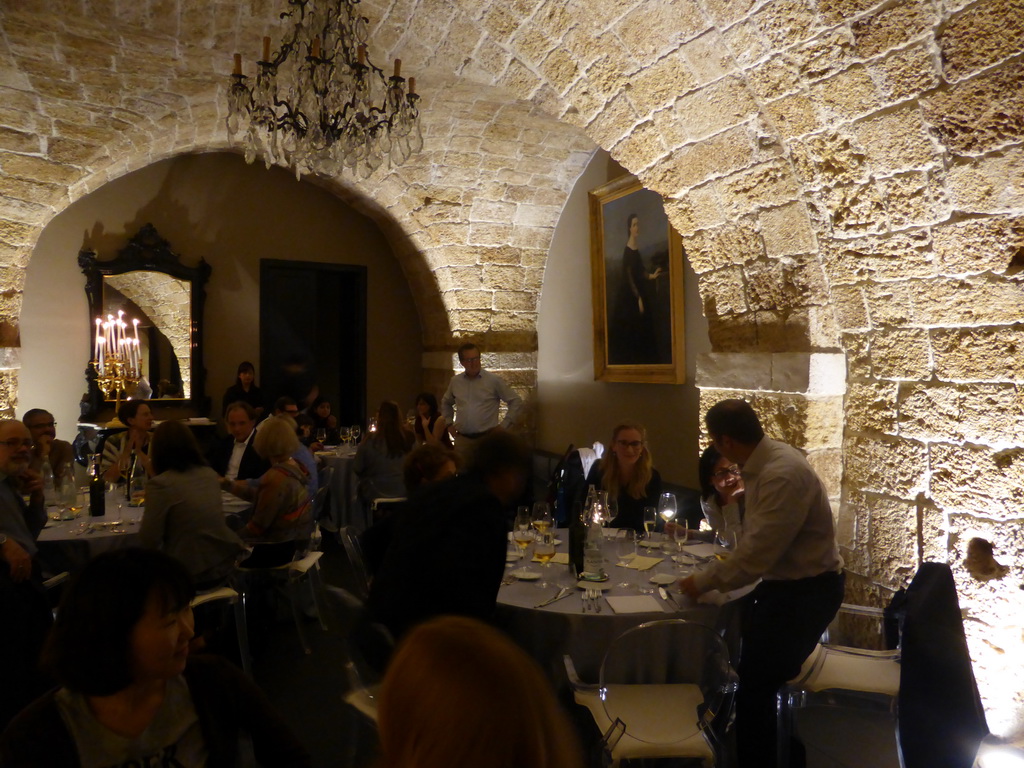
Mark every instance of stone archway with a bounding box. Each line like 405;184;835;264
1;0;1023;735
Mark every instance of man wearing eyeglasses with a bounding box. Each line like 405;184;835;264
22;408;73;479
441;343;523;457
679;399;844;768
0;419;52;728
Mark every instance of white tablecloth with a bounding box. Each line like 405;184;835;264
495;532;747;683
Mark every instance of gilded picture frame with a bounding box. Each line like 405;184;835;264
590;176;685;384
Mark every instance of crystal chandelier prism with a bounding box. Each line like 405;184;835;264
226;0;422;179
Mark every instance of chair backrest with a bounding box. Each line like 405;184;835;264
897;562;988;768
313;465;335;522
322;585;394;689
599;619;737;746
339;525;372;600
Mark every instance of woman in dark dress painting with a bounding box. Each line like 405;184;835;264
610;213;663;364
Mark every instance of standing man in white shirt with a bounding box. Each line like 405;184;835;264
680;399;844;768
441;343;523;457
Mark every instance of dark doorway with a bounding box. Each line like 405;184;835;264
259;260;367;427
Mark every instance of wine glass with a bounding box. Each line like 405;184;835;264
532;501;553;536
533;530;556;589
657;493;677;541
643;506;658;540
315;427;327;444
616;530;638;590
339;425;352;447
351;424;362;443
512;507;533;561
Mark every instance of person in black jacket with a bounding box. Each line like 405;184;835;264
207;402;269;482
368;432;530;642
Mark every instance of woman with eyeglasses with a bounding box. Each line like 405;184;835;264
693;443;745;543
584;422;662;533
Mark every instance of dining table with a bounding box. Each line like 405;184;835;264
316;445;359;529
36;489;253;573
494;530;751;686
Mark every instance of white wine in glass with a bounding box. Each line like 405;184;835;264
534;531;556;588
658;492;678;527
643;506;658;537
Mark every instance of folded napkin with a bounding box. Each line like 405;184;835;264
621;555;664;571
532;552;569;564
605;595;666;614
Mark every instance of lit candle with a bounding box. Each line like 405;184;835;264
134;338;141;373
233;53;242;76
94;318;101;361
133;318;139;344
97;336;105;375
262;36;271;63
394;58;401;78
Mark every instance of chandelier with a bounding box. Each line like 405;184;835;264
226;0;422;179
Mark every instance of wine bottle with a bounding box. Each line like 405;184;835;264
568;501;586;579
89;452;104;517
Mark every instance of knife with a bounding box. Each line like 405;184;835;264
659;586;680;610
534;586;573;609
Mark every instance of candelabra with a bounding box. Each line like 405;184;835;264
91;311;142;425
226;0;422;180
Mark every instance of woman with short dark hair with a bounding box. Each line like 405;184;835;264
141;421;246;588
0;548;311;766
100;400;154;483
412;391;451;448
221;361;264;418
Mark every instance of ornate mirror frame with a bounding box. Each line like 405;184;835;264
79;223;211;421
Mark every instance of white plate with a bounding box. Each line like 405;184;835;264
505;551;522;562
649;573;677;585
509;568;540;581
576;580;613;590
638;539;662;548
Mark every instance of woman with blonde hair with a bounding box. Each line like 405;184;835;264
225;415;312;568
585;421;662;532
378;616;584;768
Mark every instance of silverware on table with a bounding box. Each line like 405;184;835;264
659;585;680;609
534;586;572;609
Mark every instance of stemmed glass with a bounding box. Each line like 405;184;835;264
339;425;352;447
532;501;553;536
512;508;533;563
533;530;556;589
315;427;327;444
616;530;639;590
658;493;677;534
351;424;362;444
643;506;658;540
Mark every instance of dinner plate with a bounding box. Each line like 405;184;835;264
638;539;662;548
576;580;613;590
649;573;677;585
509;568;540;581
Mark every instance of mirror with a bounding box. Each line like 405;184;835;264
79;223;211;420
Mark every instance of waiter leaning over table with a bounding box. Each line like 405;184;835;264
441;342;523;458
679;399;844;768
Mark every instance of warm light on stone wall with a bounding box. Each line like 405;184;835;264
1;0;1022;738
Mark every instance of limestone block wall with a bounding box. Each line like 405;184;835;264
0;0;1023;736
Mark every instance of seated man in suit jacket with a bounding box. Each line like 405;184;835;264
207;401;270;482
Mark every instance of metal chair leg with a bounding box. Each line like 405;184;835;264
232;594;252;676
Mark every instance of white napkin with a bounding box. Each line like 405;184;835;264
605;595;666;614
532;552;570;564
621;555;664;571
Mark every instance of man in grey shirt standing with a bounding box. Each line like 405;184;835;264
441;343;523;456
680;399;844;768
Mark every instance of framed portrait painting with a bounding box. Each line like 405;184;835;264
589;176;685;384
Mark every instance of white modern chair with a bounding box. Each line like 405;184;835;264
565;619;738;767
777;602;901;766
191;584;252;676
238;548;327;656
